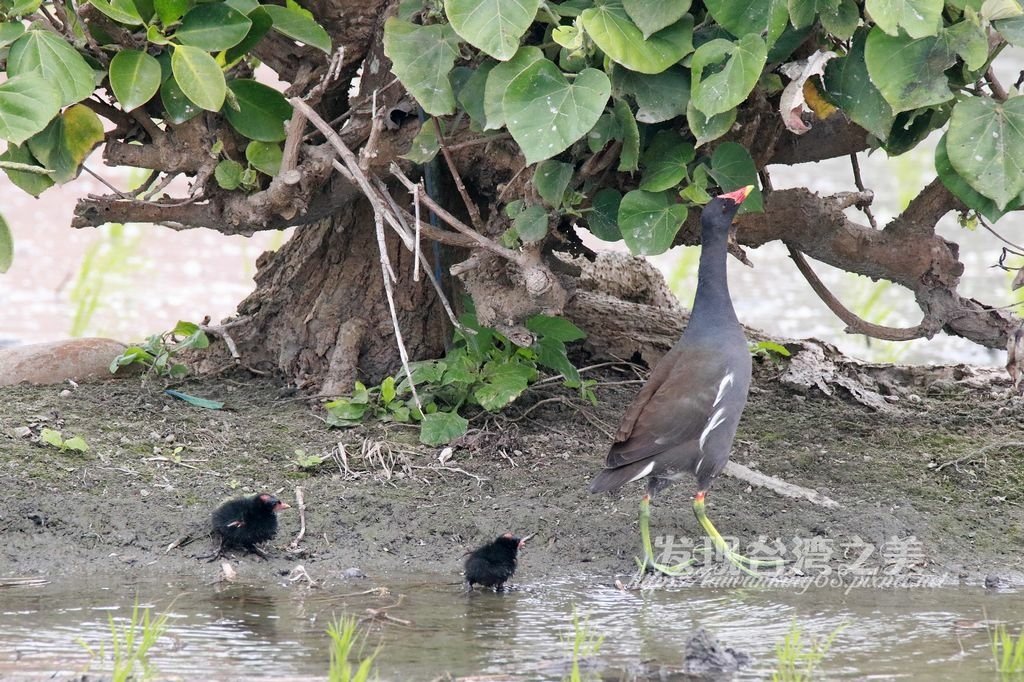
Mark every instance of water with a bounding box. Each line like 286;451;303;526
1;574;1020;680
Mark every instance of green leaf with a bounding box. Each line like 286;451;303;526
402;118;442;163
263;3;331;52
526;314;586;342
622;0;690;39
420;411;469;445
995;15;1024;46
513;204;548;242
504;60;610;164
444;0;539;60
865;0;942;38
687;100;736;147
0;214;12;273
40;427;64;448
176;3;252;51
819;0;860;39
611;64;690;123
154;0;190;25
863;28;954;114
223;79;291;141
456;62;494;130
475;361;534;411
0;22;25;48
613;98;639;172
383;18;460;116
587;188;622;241
533;160;574;208
7;31;95;107
581;2;694;74
160;76;202;124
381;376;397;404
0;77;61;145
639;130;694;192
1;144;54;196
325;397;368;423
215;159;243;189
86;0;143;25
941;18;988;72
691;34;767;118
483;46;544;130
708;142;762;213
246;140;282;176
224;7;273;64
751;340;791;357
171;44;226;111
618;189;688;256
533;335;580;383
946;96;1024;210
5;0;40;16
224;0;258;14
164;389;224;409
62;436;89;452
705;0;788;46
26;105;104;184
823;28;894;140
935;132;1020;222
109;49;162;112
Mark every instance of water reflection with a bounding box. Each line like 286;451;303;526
0;575;1020;680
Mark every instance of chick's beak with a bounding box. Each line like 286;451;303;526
518;532;535;549
721;184;754;205
273;501;291;512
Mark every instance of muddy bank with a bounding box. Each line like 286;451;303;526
1;358;1023;588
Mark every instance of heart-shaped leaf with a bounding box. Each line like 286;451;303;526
171;44;226;111
512;204;548;242
618;189;688;256
705;0;787;46
444;0;539;60
639;130;694;192
7;30;95;107
109;49;162;112
383;18;460;116
503;59;610;164
622;0;690;39
0;76;61;144
691;34;767;118
483;46;544;130
533;160;573;207
587;188;622;241
864;28;954;113
822;28;894;140
612;64;690;123
865;0;942;38
582;2;694;74
935;132;1024;222
946;96;1024;210
246;140;282;176
709;142;762;213
420;411;469;445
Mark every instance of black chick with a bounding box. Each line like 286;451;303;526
211;493;290;559
463;533;530;591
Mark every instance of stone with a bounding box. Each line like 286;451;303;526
0;338;137;386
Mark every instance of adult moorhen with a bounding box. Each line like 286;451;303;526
590;186;781;576
211;493;291;558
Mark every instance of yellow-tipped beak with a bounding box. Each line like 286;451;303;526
720;185;754;205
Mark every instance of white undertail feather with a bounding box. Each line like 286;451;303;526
699;407;727;452
627;461;655;483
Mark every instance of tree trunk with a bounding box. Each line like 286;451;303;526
212;197;450;392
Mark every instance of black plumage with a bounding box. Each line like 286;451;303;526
463;533;527;591
211;493;290;557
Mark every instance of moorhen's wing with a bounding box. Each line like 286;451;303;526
606;344;735;468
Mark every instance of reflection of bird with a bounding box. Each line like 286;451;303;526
463;533;530;591
211;493;290;559
590;187;782;575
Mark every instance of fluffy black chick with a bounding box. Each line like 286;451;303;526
463;533;529;591
211;493;290;559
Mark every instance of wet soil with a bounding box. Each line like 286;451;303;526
1;357;1022;587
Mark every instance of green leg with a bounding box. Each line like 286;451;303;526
692;491;787;577
638;494;699;576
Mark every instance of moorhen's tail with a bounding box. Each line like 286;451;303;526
589;459;656;493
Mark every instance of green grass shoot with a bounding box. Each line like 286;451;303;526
990;623;1024;675
561;609;605;682
772;619;845;682
327;615;379;682
78;601;170;682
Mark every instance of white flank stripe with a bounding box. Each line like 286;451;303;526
627;461;655;483
713;372;734;407
694;456;705;475
699;407;727;452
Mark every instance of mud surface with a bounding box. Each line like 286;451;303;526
1;358;1022;587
